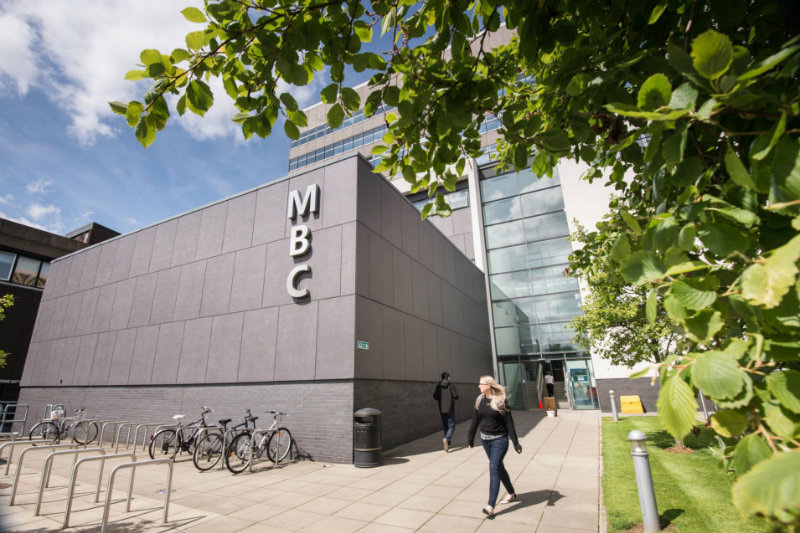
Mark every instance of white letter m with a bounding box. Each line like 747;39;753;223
287;184;320;220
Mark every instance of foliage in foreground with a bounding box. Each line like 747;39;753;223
0;294;13;367
116;0;800;525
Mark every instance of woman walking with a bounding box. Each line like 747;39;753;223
467;375;522;518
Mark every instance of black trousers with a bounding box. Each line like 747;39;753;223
546;383;554;397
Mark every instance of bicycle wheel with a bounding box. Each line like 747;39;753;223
267;428;293;463
149;429;177;460
29;422;59;443
193;433;224;471
72;421;99;445
225;432;252;474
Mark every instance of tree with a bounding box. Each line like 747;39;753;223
569;215;678;368
0;294;13;368
118;0;800;525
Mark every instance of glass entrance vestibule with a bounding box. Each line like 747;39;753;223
498;355;600;410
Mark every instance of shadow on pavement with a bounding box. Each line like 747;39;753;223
493;489;562;518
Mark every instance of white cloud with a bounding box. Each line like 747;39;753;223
27;203;60;221
0;12;38;94
26;178;53;194
0;194;13;205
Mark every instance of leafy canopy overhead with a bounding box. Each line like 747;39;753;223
118;0;800;525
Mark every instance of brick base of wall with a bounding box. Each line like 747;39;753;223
18;381;354;463
354;379;475;451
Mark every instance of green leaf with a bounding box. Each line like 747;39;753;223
353;20;372;42
171;48;192;63
695;98;717;121
109;101;128;116
287;110;307;128
668;83;698;109
677;224;696;250
684;309;724;343
280;93;299;112
381;9;395;37
709;410;748;437
662;125;687;166
691;29;733;80
733;450;800;523
766;370;800;414
186;31;205;51
737;44;800;82
371;145;388;155
610;234;632;262
648;2;668;24
725;144;755;188
657;375;698;442
125;100;143;127
751;113;786;161
654;217;679;251
637;74;671;110
341;87;360;113
702;195;760;227
764;404;800;439
692;351;745;399
620;210;642;234
646;288;657;325
664;294;689;321
697;221;749;257
186;80;213;116
176;94;186;116
327;103;344;129
320;83;338;105
124;70;145;81
732;434;772;475
665;261;709;277
181;7;206;23
140;49;161;66
284;120;300;140
630;366;654;379
741;234;800;308
134;114;155;147
621;251;666;285
670;279;717;310
771;136;800;201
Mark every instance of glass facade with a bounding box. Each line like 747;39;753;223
480;165;599;410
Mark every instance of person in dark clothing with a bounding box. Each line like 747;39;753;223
433;371;458;452
467;375;522;518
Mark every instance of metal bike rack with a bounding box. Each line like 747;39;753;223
35;447;104;515
113;422;135;451
100;458;173;533
62;452;136;528
246;429;280;472
98;420;128;445
171;425;217;460
0;403;29;435
0;439;49;476
131;422;165;453
9;443;78;505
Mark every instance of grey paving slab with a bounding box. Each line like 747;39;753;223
0;410;601;533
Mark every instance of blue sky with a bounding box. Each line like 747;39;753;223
0;1;357;237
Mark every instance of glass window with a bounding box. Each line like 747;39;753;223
521;187;565;217
518;166;560;193
530;264;578;295
526;237;573;268
523;212;570;242
530;292;582;323
0;251;15;280
490;271;531;300
491;300;528;328
37;261;50;288
480;172;520;202
485;219;525;249
449;189;469;209
12;256;41;286
495;325;541;355
483;196;521;225
487;244;527;273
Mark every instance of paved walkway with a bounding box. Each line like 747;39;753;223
0;410;601;532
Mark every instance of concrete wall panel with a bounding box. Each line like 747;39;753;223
150;267;181;325
127;325;159;384
206;312;243;383
200;253;234;317
229;244;267;312
64;252;86;295
76;287;100;336
340;222;357;296
109;279;135;331
392;248;413;315
315;296;355;380
177;317;212;383
171;211;202;267
88;331;116;385
150;321;184;385
128;227;156;278
195;203;227;260
252;179;288;246
91;283;116;333
274;302;318;381
111;234;135;283
222;192;256;254
173;261;206;321
107;328;136;385
238;307;278;382
73;334;98;386
368;231;393;306
354;296;382;379
128;273;157;328
322;159;358;228
79;246;101;292
94;239;117;287
148;219;179;273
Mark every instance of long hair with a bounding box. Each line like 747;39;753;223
477;375;508;413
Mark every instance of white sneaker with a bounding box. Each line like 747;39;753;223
443;438;449;452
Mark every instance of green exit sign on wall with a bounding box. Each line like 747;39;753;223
356;340;369;350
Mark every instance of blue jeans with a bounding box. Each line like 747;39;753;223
482;436;515;507
440;413;455;443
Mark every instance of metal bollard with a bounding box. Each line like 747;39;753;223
610;390;619;422
628;430;660;533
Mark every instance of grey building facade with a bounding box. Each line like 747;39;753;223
19;155;493;462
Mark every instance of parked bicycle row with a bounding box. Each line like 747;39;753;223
21;404;295;475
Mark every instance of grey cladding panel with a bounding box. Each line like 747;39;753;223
64;252;86;295
73;334;98;386
451;208;473;238
206;312;243;383
107;328;136;385
111;234;135;282
368;231;393;307
94;239;117;287
355;223;370;297
315;295;355;380
403;315;424;382
305;225;341;300
149;219;179;273
229;244;267;313
150;322;184;385
381;306;405;380
59;337;81;386
418;222;434;270
411;260;429;321
76;288;100;336
252;179;288;246
322;158;358;228
356;170;382;235
44;339;64;385
109;279;136;331
177;317;212;383
274;302;318;381
380;182;403;248
127;325;159;384
150;267;181;324
421;322;439;381
173;261;206;321
129;227;156;278
89;331;116;385
262;239;296;308
195;203;227;260
340;222;357;296
392;249;413;315
222;192;256;254
200;253;234;317
400;205;420;260
128;273;157;328
354;296;382;379
91;284;116;333
79;247;101;292
238;307;278;382
171;211;202;267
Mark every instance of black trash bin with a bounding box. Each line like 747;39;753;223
353;408;382;468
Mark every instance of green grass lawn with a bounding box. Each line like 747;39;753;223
602;416;774;533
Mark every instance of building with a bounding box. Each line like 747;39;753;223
287;54;656;413
19;156;493;462
0;218;108;403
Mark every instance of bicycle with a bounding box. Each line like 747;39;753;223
28;408;98;445
192;409;258;471
225;410;292;474
148;406;212;460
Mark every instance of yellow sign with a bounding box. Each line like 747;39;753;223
620;395;644;414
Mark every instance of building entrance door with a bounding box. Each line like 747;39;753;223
565;359;600;409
